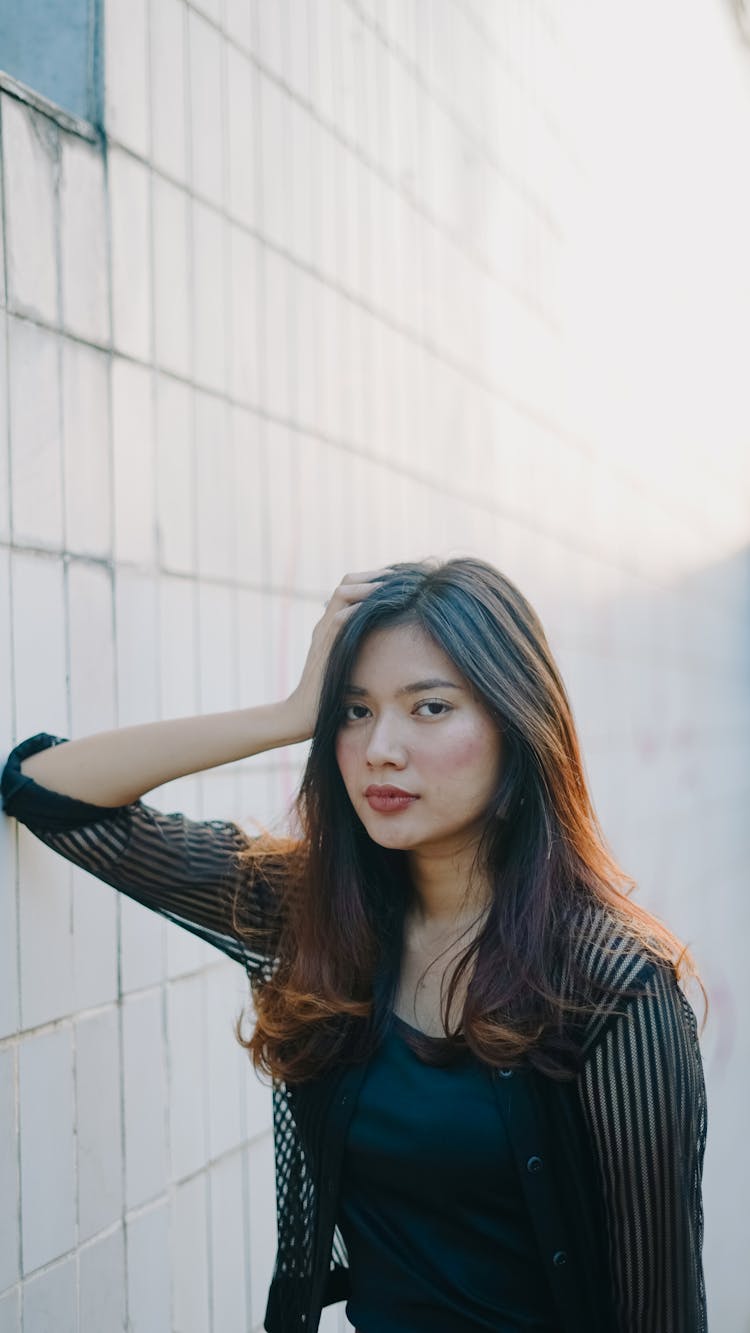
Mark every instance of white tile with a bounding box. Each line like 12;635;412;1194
192;201;227;393
78;1227;126;1333
166;974;207;1181
21;1258;75;1332
288;101;314;266
311;122;340;284
151;0;188;183
260;247;289;418
225;0;254;49
111;357;156;565
0;314;8;544
7;318;64;549
333;291;357;445
0;1287;20;1333
61;340;112;558
228;224;260;408
235;587;272;709
190;0;221;23
126;1204;170;1333
194;393;234;580
377;44;399;179
264;422;296;587
122;991;168;1208
197;582;236;714
155;376;195;574
282;431;317;588
314;282;342;441
119;884;164;995
258;72;289;249
165;909;207;978
19;1029;75;1273
109;149;152;361
67;561;117;736
153;177;191;377
171;1175;210;1333
0;1050;19;1292
342;298;366;449
114;568;159;726
0;557;18;1040
226;46;258;229
337;7;364;147
2;97;58;323
236;766;279;842
246;1136;277;1329
209;1153;248;1333
188;9;225;207
0;835;18;1033
75;1010;123;1241
288;266;317;432
309;0;337;125
72;860;118;1012
17;838;74;1033
231;407;265;586
255;0;286;78
158;574;199;720
0;131;4;303
243;1056;273;1141
205;966;245;1157
104;0;149;155
10;552;67;740
358;21;381;165
287;0;311;100
59;137;108;344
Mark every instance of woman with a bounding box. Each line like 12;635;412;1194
1;557;708;1333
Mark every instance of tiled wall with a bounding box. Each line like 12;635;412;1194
1;1;749;1329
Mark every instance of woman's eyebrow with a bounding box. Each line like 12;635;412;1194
344;679;464;697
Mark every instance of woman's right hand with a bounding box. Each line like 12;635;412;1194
285;566;395;737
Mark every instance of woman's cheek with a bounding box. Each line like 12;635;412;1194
427;726;490;777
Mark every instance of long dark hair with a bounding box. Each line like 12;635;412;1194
232;556;707;1083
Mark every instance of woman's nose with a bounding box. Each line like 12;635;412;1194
365;716;407;766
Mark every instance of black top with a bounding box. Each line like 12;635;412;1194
0;733;709;1333
339;1011;560;1332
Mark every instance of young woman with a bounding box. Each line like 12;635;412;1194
1;557;708;1333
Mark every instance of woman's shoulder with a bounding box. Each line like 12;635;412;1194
565;896;663;988
559;896;671;1052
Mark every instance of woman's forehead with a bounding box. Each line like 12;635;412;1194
351;623;456;675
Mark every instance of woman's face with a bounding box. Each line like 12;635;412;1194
334;623;503;854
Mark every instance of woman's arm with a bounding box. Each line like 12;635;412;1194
15;700;310;807
577;961;708;1333
1;566;393;967
2;731;281;971
12;565;394;808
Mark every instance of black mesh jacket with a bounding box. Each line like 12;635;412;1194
1;732;709;1333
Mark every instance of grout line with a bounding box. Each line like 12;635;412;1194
0;73;99;145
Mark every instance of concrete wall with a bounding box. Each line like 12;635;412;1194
0;1;749;1329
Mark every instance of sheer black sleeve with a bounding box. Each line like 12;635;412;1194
1;732;278;975
577;958;708;1332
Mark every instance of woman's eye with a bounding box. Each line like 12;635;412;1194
415;700;451;717
341;700;451;722
342;704;368;722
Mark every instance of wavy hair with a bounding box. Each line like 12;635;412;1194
232;557;707;1083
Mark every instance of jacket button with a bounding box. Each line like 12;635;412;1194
552;1250;568;1266
526;1155;543;1173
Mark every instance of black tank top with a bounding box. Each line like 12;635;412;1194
337;1012;562;1333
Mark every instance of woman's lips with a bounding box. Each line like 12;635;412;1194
365;793;419;813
